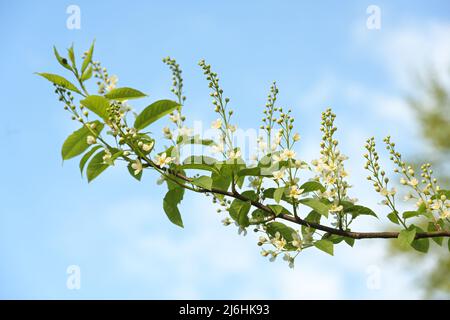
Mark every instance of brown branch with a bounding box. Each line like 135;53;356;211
152;163;450;241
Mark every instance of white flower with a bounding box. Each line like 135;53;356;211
227;124;237;132
329;204;344;213
440;209;449;219
380;187;396;196
142;141;154;152
409;178;419;187
211;142;224;154
282;149;296;160
294;159;306;169
400;178;407;185
292;232;302;250
272;153;286;163
271;232;287;250
154;153;174;167
289;185;304;199
169;112;181;123
258;140;267;152
211;118;222;129
178;126;193;137
106;75;118;91
86;135;96;145
293;133;301;141
228;149;241;160
131;160;143;175
272;169;285;181
430;202;440;210
102;151;112;163
162;126;172;138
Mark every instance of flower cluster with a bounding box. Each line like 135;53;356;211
312;109;351;228
384;136;449;221
91;59;117;94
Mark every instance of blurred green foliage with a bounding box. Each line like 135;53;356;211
393;69;450;298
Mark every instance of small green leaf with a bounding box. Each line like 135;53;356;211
163;189;184;228
299;198;329;217
180;156;219;174
81;40;95;73
191;176;213;189
397;229;416;248
410;226;429;253
134;100;180;130
427;222;443;246
67;45;76;69
273;187;285;204
36;73;82;94
80;95;110;121
79;145;102;175
314;239;334;255
61;121;104;160
179;136;214;146
53;46;72;71
86;151;108;182
344;237;355;247
105;87;147;100
299;181;326;193
229;199;251;227
345;205;378;219
387;212;400;225
267;204;290;216
402;210;420;219
81;66;93;81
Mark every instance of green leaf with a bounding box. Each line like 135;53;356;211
299;181;326;193
80;95;110;121
127;162;142;181
211;165;232;199
191;176;213;189
53;46;72;71
81;66;93;81
397;229;416;248
179;136;214;146
448;238;450;252
345;205;378;219
410;226;429;253
134;100;180;130
387;212;400;225
36;73;82;94
402;210;420;219
267;204;290;216
427;222;443;246
299;198;329;217
61;121;104;160
163;189;184;227
273;187;285;204
67;45;76;69
314;239;334;256
105;87;147;100
180;156;219;174
79;145;102;175
86;151;108;182
81;40;95;73
344;237;355;247
229;199;251;227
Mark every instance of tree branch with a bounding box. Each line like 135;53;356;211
155;164;450;241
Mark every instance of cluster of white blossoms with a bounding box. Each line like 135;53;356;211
258;230;302;268
312;109;351;206
384;136;450;220
90;56;118;94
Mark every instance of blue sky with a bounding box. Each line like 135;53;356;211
1;0;449;299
